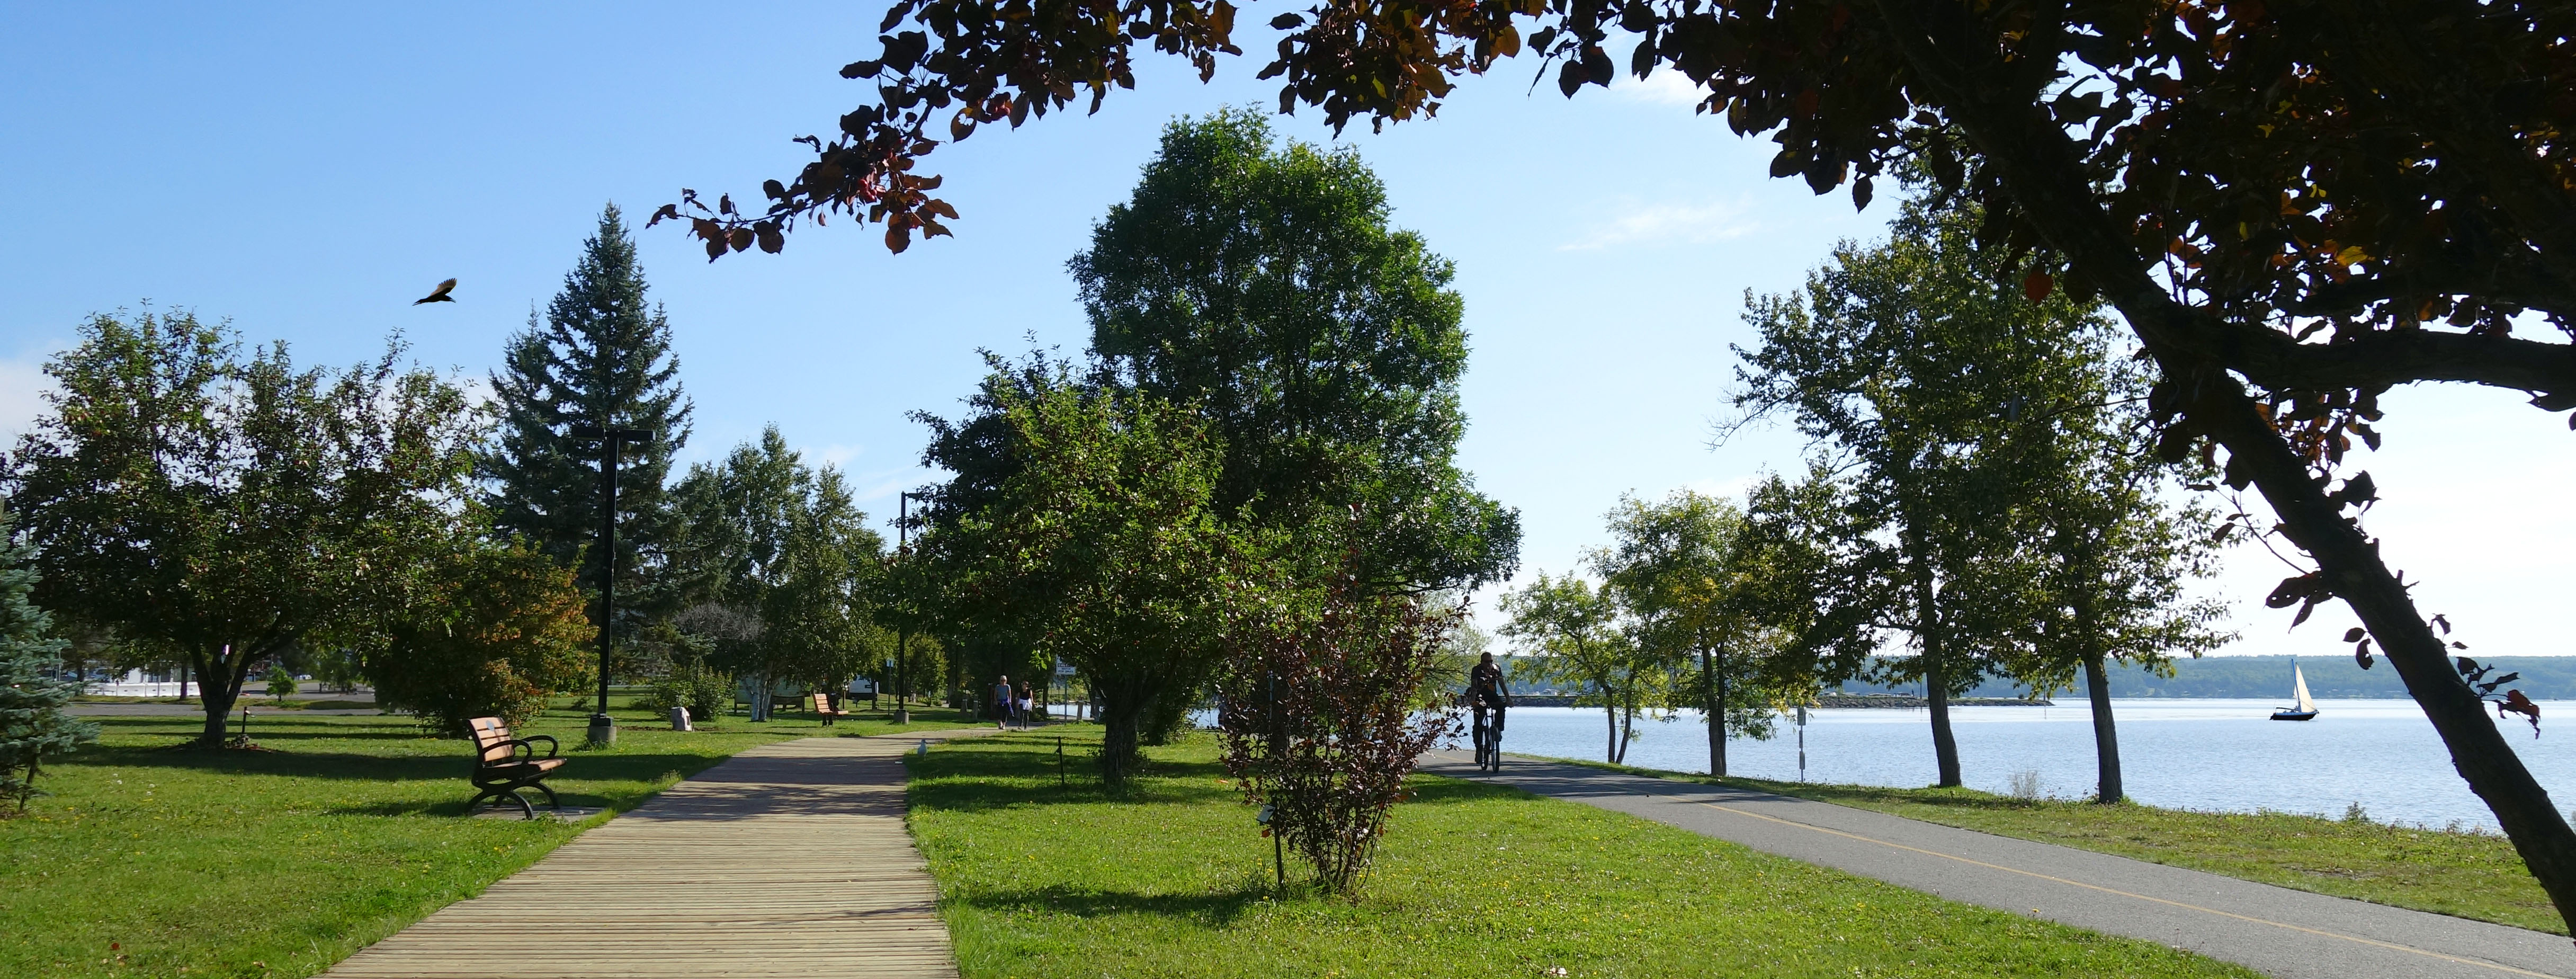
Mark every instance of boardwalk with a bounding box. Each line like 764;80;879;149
328;731;989;979
1427;751;2576;979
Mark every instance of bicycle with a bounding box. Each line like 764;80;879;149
1471;701;1505;772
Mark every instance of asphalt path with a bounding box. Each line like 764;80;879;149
1421;750;2576;979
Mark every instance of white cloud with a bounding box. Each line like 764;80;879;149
807;443;864;468
1612;69;1711;108
1559;199;1757;251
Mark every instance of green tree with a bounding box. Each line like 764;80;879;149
4;311;484;745
364;532;596;735
1592;490;1795;777
1732;192;2112;787
916;358;1256;784
1498;573;1660;763
668;427;886;719
2006;408;2234;803
484;204;694;647
0;508;95;813
1069;109;1519;593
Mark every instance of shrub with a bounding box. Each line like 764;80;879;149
264;662;298;702
643;666;734;725
1217;561;1459;894
366;538;594;735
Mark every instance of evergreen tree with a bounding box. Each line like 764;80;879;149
484;204;693;645
1;509;98;813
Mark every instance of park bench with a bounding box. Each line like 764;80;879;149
467;716;564;819
809;692;851;726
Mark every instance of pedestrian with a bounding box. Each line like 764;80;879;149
992;674;1013;729
1016;680;1034;728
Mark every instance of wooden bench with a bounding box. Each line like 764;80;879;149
809;692;852;726
468;716;565;819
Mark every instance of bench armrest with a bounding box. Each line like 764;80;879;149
512;735;560;759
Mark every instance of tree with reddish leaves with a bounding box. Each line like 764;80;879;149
1217;528;1460;894
676;0;2576;932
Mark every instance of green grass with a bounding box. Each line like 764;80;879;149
1;696;980;978
1541;756;2564;936
904;729;2258;978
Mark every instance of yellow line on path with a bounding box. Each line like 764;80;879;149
1647;789;2562;978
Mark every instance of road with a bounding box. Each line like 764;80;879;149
1422;751;2575;979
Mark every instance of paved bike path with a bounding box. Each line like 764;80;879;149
1421;750;2575;979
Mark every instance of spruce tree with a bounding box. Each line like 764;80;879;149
1;509;96;813
484;204;694;641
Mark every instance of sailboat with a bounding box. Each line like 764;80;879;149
2271;663;2320;721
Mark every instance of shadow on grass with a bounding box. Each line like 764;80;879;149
951;882;1278;928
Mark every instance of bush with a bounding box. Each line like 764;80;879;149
1218;562;1459;894
643;666;734;725
366;539;594;736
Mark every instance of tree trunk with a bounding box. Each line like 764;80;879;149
1861;0;2576;930
1704;646;1727;778
193;647;248;746
1097;681;1149;788
1603;695;1618;763
2083;651;2124;803
1924;649;1960;787
1909;548;1963;788
2194;379;2576;925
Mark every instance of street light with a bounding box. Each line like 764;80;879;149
895;490;927;725
571;423;651;747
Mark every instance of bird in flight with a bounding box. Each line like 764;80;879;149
413;278;458;305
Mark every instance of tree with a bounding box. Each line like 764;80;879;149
1497;572;1658;763
915;358;1257;784
2011;435;2233;803
4;311;482;745
660;0;2576;925
1733;192;2112;787
1217;541;1459;894
1591;490;1790;777
668;426;886;719
485;204;694;653
1;508;94;813
364;532;596;735
1070;109;1520;592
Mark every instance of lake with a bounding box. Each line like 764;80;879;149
1458;699;2576;831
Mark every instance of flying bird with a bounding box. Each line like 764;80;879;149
412;278;458;305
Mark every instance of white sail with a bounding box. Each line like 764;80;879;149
2292;664;2318;714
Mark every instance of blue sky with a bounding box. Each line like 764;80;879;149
4;3;2564;663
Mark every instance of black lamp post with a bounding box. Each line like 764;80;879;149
895;490;925;725
572;423;650;746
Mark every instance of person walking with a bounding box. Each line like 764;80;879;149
992;674;1014;729
1468;652;1512;770
1016;680;1035;728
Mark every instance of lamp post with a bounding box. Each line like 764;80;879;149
572;423;651;746
895;491;926;725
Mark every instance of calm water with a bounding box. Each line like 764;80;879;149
1453;699;2576;831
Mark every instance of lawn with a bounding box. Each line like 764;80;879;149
0;696;978;979
1543;758;2565;936
904;729;2258;978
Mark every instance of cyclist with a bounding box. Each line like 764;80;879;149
1467;651;1511;770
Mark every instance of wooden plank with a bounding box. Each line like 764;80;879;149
324;731;992;979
